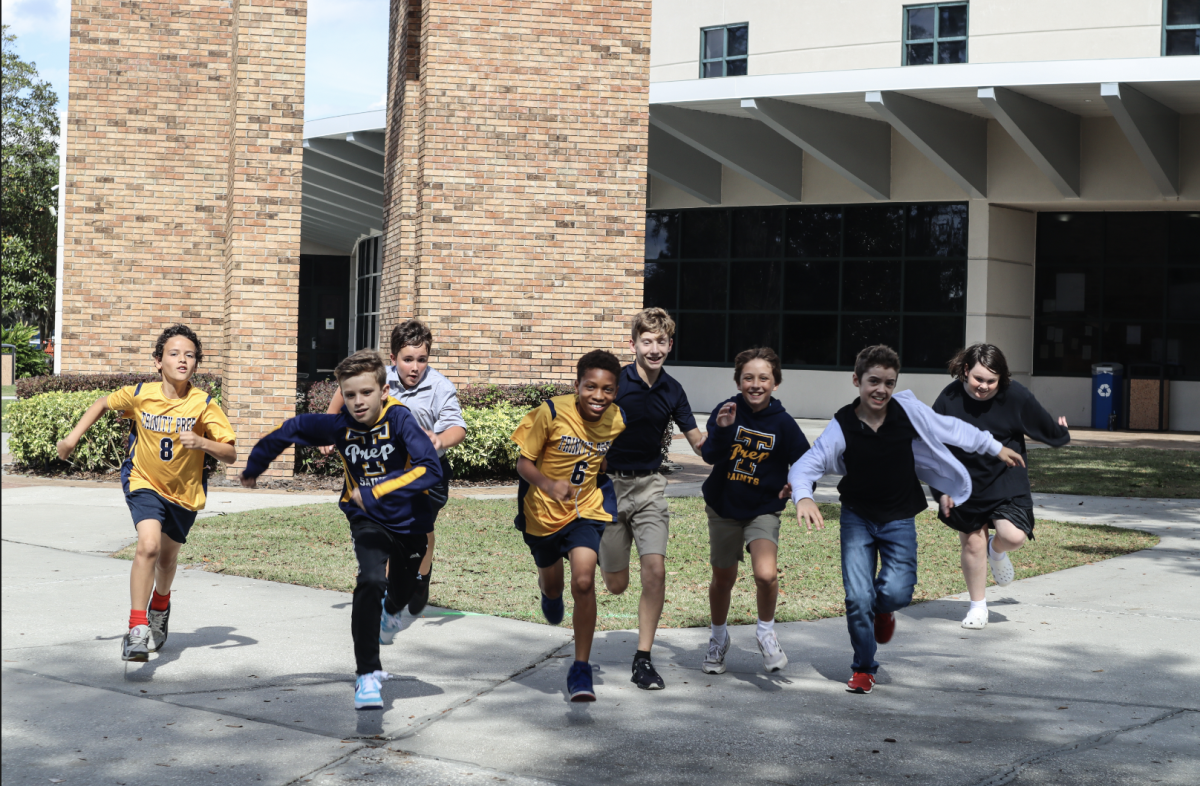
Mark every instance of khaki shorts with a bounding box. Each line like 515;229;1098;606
598;473;670;573
706;505;781;569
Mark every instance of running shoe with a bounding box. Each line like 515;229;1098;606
961;606;988;630
874;612;896;644
631;658;665;690
122;625;151;662
379;603;413;645
541;592;564;626
354;671;388;711
701;632;731;675
846;672;876;694
567;661;596;702
408;568;431;616
756;630;788;673
988;535;1015;586
147;602;170;653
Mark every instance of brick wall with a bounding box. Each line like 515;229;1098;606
63;0;305;477
381;0;651;380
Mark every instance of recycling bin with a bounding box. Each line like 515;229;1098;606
1091;363;1123;430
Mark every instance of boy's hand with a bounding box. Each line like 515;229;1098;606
940;494;955;518
998;446;1026;468
239;472;257;489
350;487;366;510
715;402;737;428
546;479;572;502
795;498;825;531
56;436;79;461
318;444;336;457
179;430;204;451
777;483;793;500
423;428;444;453
1058;415;1068;428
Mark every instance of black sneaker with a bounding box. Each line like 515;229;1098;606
408;568;431;616
122;625;150;662
147;603;170;653
631;658;665;690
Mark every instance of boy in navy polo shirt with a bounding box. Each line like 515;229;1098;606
599;308;705;691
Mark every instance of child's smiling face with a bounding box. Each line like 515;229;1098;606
737;358;777;412
575;367;618;422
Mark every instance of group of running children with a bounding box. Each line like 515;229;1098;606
56;308;1069;709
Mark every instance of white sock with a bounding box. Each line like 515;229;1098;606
969;599;987;612
711;622;727;643
756;618;774;638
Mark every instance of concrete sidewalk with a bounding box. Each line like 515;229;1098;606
2;485;1197;786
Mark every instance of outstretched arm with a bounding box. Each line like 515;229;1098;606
56;396;111;461
240;414;341;486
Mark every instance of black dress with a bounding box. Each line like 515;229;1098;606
931;381;1070;537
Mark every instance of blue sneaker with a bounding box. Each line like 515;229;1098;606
541;592;564;625
354;671;387;710
567;660;596;702
380;604;411;645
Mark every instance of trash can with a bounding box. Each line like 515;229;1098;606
1091;363;1123;430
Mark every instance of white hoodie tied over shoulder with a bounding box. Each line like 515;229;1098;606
788;390;1003;508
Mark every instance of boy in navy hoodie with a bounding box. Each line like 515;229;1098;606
700;347;810;675
239;349;441;711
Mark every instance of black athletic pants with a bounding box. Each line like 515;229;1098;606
348;515;428;675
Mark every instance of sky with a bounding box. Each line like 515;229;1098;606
1;0;389;123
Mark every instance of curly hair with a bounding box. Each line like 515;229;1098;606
948;343;1011;390
733;346;782;384
153;324;203;365
631;307;676;340
576;349;621;382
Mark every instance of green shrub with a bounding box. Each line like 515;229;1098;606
7;389;127;471
1;322;48;379
16;372;221;400
294;379;341;476
444;403;528;478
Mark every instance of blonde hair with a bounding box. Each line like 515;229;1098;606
631;307;676;341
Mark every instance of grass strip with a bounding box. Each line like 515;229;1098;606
115;497;1156;630
1027;446;1199;498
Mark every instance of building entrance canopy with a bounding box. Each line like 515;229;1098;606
301;110;386;252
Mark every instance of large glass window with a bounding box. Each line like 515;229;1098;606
903;3;968;65
1164;0;1200;56
700;24;748;78
643;204;968;371
1034;212;1200;379
354;236;381;350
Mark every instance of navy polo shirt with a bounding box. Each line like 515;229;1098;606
606;364;699;472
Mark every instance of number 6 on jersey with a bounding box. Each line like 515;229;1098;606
570;460;588;485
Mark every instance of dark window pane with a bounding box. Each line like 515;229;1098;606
703;60;723;78
903;316;964;369
645;211;680;259
1165;28;1200;56
1102;321;1166;367
729;313;780;362
844;204;903;257
1037;212;1103;264
937;39;967;64
904;260;965;313
1169;212;1200;263
677;312;726;362
1168;0;1200;24
1168;268;1200;320
704;28;724;59
1033;321;1101;375
1166;324;1199;379
906;43;934;65
680;261;728;310
907;7;935;39
1105;212;1167;265
732;208;783;258
939;4;968;36
1103;266;1164;319
725;58;748;76
731;261;781;311
786;206;841;257
1035;265;1101;317
843;261;902;311
783;315;838;366
906;203;967;256
726;25;748;57
681;210;730;259
785;261;840;311
841;316;900;367
643;262;678;310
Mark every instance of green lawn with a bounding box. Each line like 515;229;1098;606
1028;446;1199;498
115;497;1156;630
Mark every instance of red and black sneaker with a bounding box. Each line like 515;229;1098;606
846;672;876;694
874;611;895;644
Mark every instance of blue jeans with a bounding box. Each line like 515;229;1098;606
840;508;918;675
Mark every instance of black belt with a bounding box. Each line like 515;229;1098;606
611;469;660;478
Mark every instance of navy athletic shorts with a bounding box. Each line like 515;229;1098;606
522;518;606;569
126;489;198;544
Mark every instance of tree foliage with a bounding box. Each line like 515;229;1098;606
2;25;59;330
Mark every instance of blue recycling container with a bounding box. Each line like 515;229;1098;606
1091;363;1123;430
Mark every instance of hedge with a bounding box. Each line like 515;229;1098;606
445;403;527;478
6;390;129;471
294;380;341;476
16;373;221;400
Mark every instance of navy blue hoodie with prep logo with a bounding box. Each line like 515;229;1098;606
701;395;811;520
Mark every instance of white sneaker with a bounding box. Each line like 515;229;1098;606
379;606;413;645
757;630;788;673
702;632;731;674
988;535;1015;587
961;606;989;630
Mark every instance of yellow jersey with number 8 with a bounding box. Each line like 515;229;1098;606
108;382;236;511
511;394;626;536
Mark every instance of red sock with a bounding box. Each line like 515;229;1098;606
150;590;171;611
129;610;148;629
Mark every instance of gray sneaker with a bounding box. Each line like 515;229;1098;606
756;630;788;673
147;604;170;652
702;632;731;675
122;625;151;662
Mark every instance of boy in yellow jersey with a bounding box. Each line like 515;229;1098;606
56;325;237;662
511;350;626;702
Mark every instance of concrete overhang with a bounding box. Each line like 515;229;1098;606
301;110;386;251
